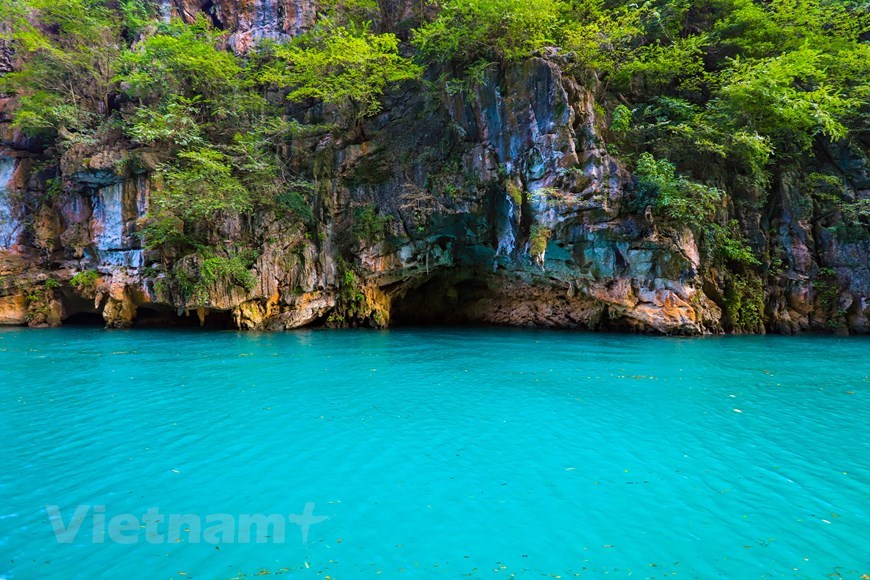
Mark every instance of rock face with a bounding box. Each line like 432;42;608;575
339;55;719;334
158;0;317;51
1;6;868;333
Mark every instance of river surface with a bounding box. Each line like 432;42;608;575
1;327;868;578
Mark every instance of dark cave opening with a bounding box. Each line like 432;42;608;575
388;270;652;333
62;311;105;326
199;0;224;30
61;292;104;326
133;306;236;329
390;274;491;326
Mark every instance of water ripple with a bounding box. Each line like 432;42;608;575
1;328;868;579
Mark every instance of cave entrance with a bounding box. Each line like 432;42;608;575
134;306;236;329
389;273;491;326
62;311;105;326
61;291;104;326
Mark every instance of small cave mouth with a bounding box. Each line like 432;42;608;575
62;311;105;326
61;292;104;326
134;306;236;329
390;274;491;327
199;0;224;30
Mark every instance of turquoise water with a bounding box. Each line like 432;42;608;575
1;328;868;579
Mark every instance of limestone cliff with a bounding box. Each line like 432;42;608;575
1;1;868;334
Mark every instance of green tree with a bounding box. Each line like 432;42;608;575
153;146;252;220
115;16;264;147
262;18;421;118
0;0;121;141
633;152;723;229
413;0;566;66
712;48;855;154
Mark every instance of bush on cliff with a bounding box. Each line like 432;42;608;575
116;15;260;149
632;152;722;229
412;0;565;66
0;0;122;141
261;17;421;118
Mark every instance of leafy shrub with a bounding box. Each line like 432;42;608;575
352;204;392;242
198;255;257;293
0;0;122;141
633;153;722;229
413;0;566;66
276;181;316;226
140;212;189;252
723;273;765;332
124;96;204;146
262;19;421;118
708;221;760;268
529;225;551;257
154;147;253;220
117;16;241;105
162;251;258;305
70;270;99;290
714;48;853;153
610;105;632;134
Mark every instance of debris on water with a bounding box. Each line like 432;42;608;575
733;409;743;413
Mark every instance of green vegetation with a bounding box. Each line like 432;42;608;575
722;273;765;332
505;182;523;205
0;0;121;140
198;254;258;294
262;18;421;118
708;222;760;269
5;0;864;228
415;0;868;204
155;250;258;306
529;225;551;257
706;221;764;332
632;152;722;229
413;0;565;65
24;278;60;324
1;0;419;275
812;267;846;327
327;263;384;327
276;185;316;226
352;204;392;242
70;270;99;290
